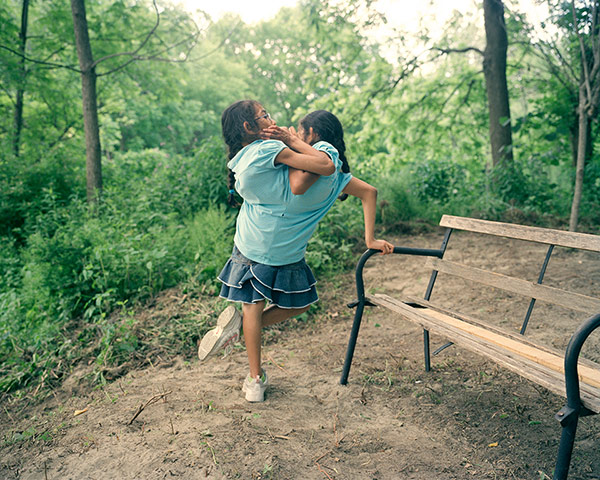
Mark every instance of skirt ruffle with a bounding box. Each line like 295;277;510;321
218;246;318;309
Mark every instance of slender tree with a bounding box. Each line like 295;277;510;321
569;0;600;231
433;0;513;168
70;0;101;202
13;0;30;158
2;1;202;203
483;0;513;165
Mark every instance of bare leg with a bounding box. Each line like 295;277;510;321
242;303;310;378
262;304;310;327
242;301;265;379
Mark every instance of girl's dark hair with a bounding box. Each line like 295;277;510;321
221;100;260;207
300;110;349;174
300;110;350;201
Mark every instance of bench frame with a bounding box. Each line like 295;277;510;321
339;216;600;480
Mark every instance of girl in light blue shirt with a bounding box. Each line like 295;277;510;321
199;101;393;402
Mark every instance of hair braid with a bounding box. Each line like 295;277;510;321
227;168;239;207
221;100;260;208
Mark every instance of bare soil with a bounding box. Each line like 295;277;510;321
2;231;600;480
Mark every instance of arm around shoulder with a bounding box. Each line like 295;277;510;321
276;147;335;176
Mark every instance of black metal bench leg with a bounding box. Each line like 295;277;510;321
424;329;431;372
340;246;446;385
340;301;366;385
553;406;579;480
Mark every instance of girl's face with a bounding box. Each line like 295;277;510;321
252;104;275;130
242;104;275;144
298;124;318;145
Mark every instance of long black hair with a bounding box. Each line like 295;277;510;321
299;110;349;174
221;100;260;207
300;110;350;201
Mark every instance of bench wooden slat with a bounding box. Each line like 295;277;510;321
440;215;600;252
404;296;600;371
426;257;600;314
371;293;600;412
424;308;600;388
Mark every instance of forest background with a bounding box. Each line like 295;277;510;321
1;0;599;400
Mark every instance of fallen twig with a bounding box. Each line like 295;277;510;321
265;352;288;373
127;391;172;425
266;425;292;440
315;461;334;480
333;413;340;447
314;450;331;464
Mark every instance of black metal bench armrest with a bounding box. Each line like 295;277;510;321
563;312;600;413
349;247;445;307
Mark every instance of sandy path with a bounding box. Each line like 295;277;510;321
2;231;599;479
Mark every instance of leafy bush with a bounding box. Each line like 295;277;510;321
410;158;468;205
374;171;422;226
0;180;235;391
306;199;365;275
0;237;21;291
103;138;229;219
581;160;600;226
185;206;236;288
0;152;84;240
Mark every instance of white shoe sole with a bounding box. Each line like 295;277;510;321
198;306;241;361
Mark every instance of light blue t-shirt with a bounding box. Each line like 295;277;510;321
230;139;352;266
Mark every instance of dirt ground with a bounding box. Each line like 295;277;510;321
1;231;600;480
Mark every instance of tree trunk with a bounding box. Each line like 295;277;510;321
569;85;588;232
483;0;513;166
70;0;102;202
569;114;592;167
13;0;30;158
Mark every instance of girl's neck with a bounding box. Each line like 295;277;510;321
242;136;261;147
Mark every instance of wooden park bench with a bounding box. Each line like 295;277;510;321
339;215;600;480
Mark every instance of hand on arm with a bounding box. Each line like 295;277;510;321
342;177;394;255
261;125;335;176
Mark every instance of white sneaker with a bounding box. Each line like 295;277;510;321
242;370;269;402
198;306;242;361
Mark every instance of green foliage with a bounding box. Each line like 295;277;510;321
104;138;230;218
581;159;600;225
0;153;84;240
410;159;468;205
0;134;234;392
0;198;234;391
306;199;363;275
375;172;422;225
186;207;236;286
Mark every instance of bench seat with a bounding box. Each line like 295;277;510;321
370;293;600;413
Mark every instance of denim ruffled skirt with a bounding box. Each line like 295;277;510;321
218;245;319;309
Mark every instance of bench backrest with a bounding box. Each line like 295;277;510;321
440;215;600;252
425;216;600;327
